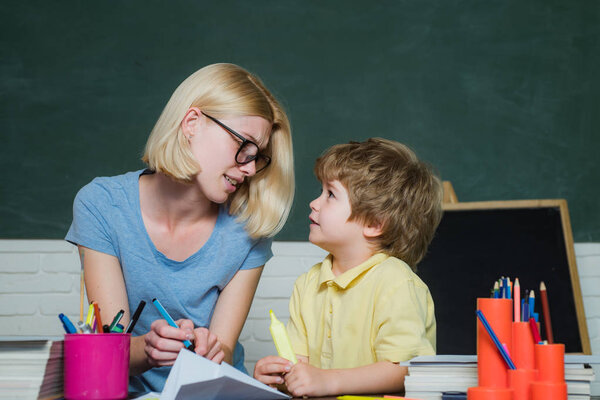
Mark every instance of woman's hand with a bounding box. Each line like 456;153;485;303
144;318;195;367
192;327;225;363
253;355;293;386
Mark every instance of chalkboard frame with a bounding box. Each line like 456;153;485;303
420;198;591;355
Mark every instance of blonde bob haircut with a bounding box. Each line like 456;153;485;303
142;63;294;238
314;138;443;268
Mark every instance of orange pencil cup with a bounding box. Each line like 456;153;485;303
467;386;513;400
531;343;566;400
512;322;535;369
509;368;537;400
477;298;513;388
534;343;564;382
530;381;567;400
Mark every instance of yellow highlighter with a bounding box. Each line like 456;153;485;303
85;303;95;326
269;310;297;364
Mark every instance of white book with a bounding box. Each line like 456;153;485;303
404;391;443;400
160;349;290;400
404;391;589;400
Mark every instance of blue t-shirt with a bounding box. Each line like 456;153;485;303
65;169;273;392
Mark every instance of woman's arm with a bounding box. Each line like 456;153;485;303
208;266;264;363
284;360;407;398
81;246;193;376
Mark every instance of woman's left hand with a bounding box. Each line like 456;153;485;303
192;327;225;363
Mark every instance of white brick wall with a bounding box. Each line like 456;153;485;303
0;240;598;393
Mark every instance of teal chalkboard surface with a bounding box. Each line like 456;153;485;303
1;2;599;240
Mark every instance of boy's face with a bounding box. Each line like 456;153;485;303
308;180;367;255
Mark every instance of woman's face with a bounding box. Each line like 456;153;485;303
186;109;272;204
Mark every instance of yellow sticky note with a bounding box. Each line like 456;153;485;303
269;310;297;364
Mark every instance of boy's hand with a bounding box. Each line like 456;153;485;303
254;356;293;386
284;359;335;397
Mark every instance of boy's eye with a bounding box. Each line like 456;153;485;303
327;190;335;198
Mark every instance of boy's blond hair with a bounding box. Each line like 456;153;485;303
142;63;294;238
314;138;443;268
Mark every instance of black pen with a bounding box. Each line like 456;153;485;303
126;300;146;333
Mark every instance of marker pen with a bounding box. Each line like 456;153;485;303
58;313;77;334
152;298;194;351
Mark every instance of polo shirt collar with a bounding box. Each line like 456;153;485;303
318;253;389;290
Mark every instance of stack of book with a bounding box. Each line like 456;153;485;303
0;340;63;399
402;355;597;400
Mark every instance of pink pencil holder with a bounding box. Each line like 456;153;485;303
64;333;130;400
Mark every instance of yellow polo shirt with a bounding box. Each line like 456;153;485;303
287;253;436;369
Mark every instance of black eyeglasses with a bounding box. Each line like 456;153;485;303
201;111;271;173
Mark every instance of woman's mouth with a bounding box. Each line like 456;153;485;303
224;175;239;188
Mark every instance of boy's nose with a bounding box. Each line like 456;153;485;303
309;198;319;211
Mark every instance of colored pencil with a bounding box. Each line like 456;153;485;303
539;281;554;343
514;278;520;322
529;290;535;318
529;317;542;343
476;310;516;369
79;251;85;323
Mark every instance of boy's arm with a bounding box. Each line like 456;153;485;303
284;359;407;398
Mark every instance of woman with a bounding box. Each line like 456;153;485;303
65;63;294;392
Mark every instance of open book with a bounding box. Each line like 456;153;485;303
160;349;290;400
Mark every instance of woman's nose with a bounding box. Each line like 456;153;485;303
239;160;257;176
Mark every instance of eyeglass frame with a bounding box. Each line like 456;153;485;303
200;111;272;173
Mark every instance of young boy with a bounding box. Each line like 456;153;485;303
254;138;443;397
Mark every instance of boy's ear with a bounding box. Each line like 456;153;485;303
363;221;383;238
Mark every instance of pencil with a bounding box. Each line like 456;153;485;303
476;310;516;369
539;281;554;343
93;302;104;333
529;317;542;343
514;278;520;322
79;250;85;323
529;290;535;318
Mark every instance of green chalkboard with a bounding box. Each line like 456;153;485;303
1;2;599;241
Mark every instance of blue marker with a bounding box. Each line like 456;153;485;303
58;313;77;334
152;298;194;351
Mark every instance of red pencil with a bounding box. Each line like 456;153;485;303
539;281;554;343
529;317;542;343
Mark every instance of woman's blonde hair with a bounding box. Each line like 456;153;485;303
142;63;294;238
314;138;443;268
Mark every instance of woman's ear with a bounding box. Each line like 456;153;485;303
181;107;203;139
363;221;383;238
